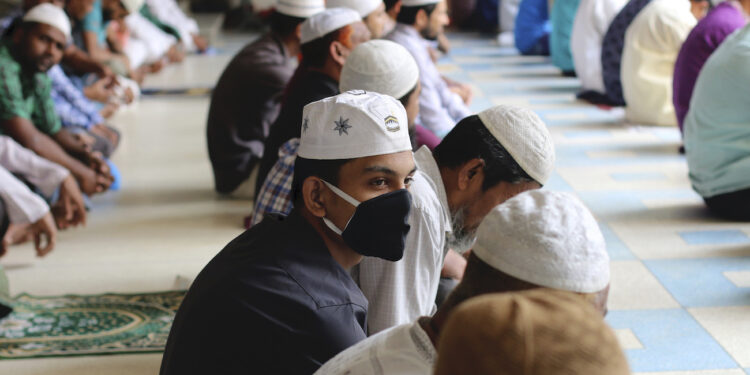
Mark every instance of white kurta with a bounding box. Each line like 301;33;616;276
621;0;696;126
125;12;178;65
570;0;627;93
314;322;436;375
387;24;472;137
145;0;201;52
353;147;452;334
0;136;69;224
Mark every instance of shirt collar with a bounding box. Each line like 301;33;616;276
277;210;369;310
409;321;437;365
414;146;452;233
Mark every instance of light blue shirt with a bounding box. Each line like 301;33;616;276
387;24;471;138
684;24;750;198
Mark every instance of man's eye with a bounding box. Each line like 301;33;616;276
404;177;414;186
372;178;387;187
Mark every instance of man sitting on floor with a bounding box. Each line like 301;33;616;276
570;0;627;104
685;24;750;221
387;0;471;139
621;0;706;126
249;39;421;227
161;91;416;374
673;0;748;133
358;105;555;335
1;4;112;195
316;190;612;374
435;290;630;375
257;8;370;194
550;0;581;75
207;0;324;197
144;0;208;53
328;0;389;39
514;0;550;56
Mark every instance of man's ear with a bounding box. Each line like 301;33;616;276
302;177;328;218
457;158;485;191
295;23;303;41
329;40;348;66
414;8;428;29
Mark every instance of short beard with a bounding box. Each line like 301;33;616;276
446;206;477;253
420;26;438;41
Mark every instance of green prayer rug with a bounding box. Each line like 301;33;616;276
0;290;185;359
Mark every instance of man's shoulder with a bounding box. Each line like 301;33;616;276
0;42;20;74
409;170;444;213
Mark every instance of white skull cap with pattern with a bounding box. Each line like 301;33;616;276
327;0;383;18
340;40;419;99
22;3;71;40
401;0;440;6
298;91;412;160
477;105;555;185
120;0;145;13
473;190;610;294
276;0;325;18
300;8;362;44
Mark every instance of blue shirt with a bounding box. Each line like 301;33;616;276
684;24;750;198
515;0;551;54
550;0;581;72
48;65;103;130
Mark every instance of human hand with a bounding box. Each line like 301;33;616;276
192;34;209;52
99;102;119;118
51;175;87;229
83;76;116;103
1;213;57;257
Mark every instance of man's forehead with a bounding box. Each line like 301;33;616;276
349;153;416;174
34;23;66;43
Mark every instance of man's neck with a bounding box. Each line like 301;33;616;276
278;32;300;58
300;207;362;270
308;59;341;83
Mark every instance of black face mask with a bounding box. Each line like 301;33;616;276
322;181;412;262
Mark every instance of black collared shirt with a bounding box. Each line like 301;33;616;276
160;210;368;375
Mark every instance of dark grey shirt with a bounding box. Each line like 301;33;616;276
160;210;369;375
207;32;296;194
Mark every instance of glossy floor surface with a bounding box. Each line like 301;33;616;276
1;24;749;375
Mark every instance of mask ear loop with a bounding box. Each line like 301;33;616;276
320;180;361;236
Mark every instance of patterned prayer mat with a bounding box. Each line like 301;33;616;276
0;291;185;359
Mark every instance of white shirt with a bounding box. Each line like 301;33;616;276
571;0;627;93
386;24;472;138
125;12;178;64
0;136;69;224
314;321;436;375
145;0;200;52
353;147;452;334
621;0;696;126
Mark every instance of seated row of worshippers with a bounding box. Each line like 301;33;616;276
162;87;628;373
500;0;750;218
0;0;207;315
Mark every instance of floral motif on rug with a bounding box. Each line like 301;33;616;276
0;291;185;359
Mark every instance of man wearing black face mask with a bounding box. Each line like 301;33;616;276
161;91;416;375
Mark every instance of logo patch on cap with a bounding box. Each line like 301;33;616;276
302;117;309;132
384;114;400;132
333;117;352;136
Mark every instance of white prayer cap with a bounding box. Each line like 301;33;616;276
300;8;362;44
401;0;440;6
23;4;71;40
340;40;419;99
276;0;325;18
327;0;382;18
477;105;555;185
473;190;610;294
298;91;412;160
120;0;145;14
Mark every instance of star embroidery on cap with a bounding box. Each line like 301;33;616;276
333;117;351;136
302;117;309;133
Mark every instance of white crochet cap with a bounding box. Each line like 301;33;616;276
401;0;440;6
473;190;610;294
477;105;555;185
22;3;71;40
276;0;325;18
327;0;383;18
340;40;419;99
300;8;361;44
298;91;412;160
120;0;145;13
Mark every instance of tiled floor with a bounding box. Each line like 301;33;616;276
0;27;749;374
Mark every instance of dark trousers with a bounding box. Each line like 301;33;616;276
704;188;750;221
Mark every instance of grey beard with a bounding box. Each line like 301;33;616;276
446;206;477;253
